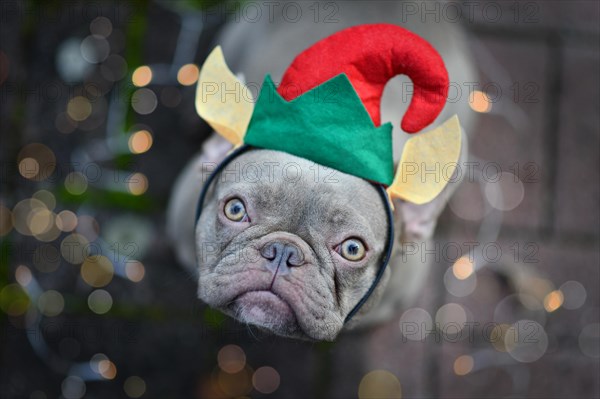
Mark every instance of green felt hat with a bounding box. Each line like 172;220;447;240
244;74;394;185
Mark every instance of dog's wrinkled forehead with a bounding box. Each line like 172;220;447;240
209;149;388;241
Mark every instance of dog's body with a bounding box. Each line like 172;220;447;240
168;1;475;340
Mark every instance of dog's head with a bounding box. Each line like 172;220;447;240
196;149;390;340
189;25;465;340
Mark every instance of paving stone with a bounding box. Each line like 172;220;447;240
555;46;600;237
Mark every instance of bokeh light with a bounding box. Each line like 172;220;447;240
60;233;90;264
81;255;114;287
177;64;200;86
217;345;246;374
32;190;56;210
80;35;110;64
435;303;468;332
64;172;88;195
469;90;491;113
132;66;152;87
399;308;432;341
17;143;56;181
252;366;280;394
88;289;113;314
15;265;32;287
56;210;78;232
131;88;158;115
0;204;13;236
0;283;30;316
28;208;54;236
98;359;117;380
452;256;474;280
90;17;113;38
124;376;146;398
62;376;86;399
453;355;474;376
90;353;109;373
67;96;92;122
12;198;47;236
559;281;587;310
358;370;402;399
127;173;149;195
18;158;39;180
505;320;548;363
37;290;65;317
128;130;153;154
543;290;564;312
125;260;145;282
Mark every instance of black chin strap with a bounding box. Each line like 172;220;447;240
194;145;395;324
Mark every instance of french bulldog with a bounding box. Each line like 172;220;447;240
168;1;475;341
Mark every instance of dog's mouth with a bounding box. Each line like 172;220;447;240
229;289;299;334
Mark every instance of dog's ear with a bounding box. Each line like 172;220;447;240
393;129;468;242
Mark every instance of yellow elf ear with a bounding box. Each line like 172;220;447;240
387;115;462;205
195;46;254;146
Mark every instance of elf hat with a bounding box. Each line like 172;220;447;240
195;23;462;205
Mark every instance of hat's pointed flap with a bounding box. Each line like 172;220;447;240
195;46;253;145
388;115;462;204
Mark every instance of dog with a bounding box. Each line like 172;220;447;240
168;1;475;341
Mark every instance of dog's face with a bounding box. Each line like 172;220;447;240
195;149;389;340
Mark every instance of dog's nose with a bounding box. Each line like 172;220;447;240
260;242;304;274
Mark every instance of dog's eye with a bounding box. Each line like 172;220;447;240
224;198;247;222
340;238;366;261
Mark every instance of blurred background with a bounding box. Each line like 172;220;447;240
0;1;598;398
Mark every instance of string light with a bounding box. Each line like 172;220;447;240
127;173;148;195
452;256;474;280
37;290;65;317
543;290;564;312
125;260;145;282
88;289;113;314
81;255;114;288
17;143;56;181
128;130;153;154
177;64;200;86
0;204;13;236
453;355;474;376
67;96;92;122
469;90;491;113
132;66;152;87
358;370;402;399
124;376;146;398
218;345;246;373
252;366;280;394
